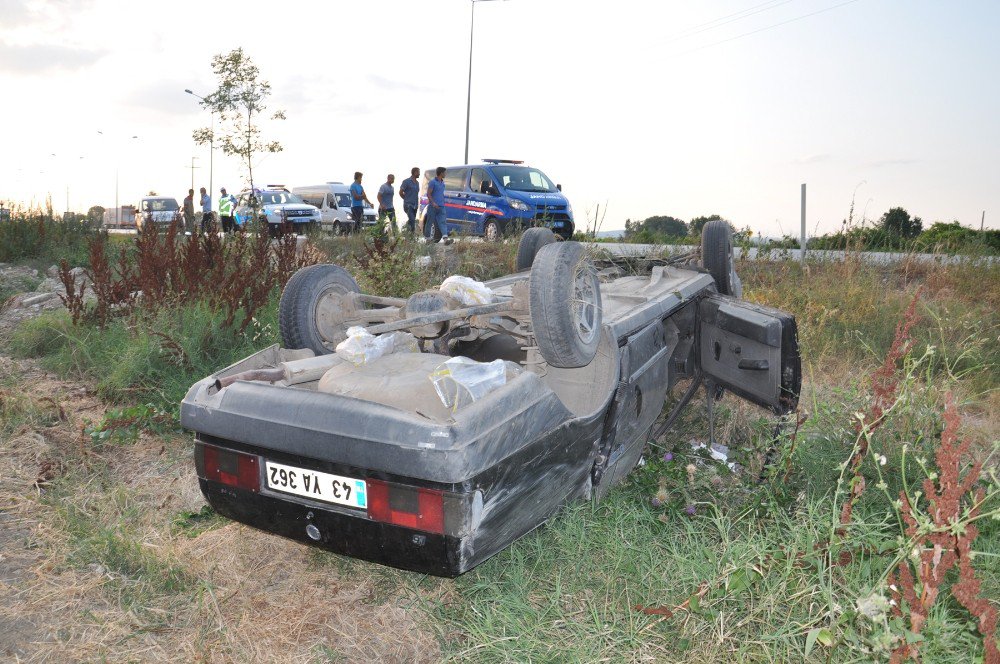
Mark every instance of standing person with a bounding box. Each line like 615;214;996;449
218;187;236;233
182;188;195;234
199;187;212;233
426;166;451;244
399;167;420;234
377;173;396;235
350;172;372;232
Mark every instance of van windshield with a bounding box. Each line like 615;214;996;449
491;166;558;193
335;193;352;208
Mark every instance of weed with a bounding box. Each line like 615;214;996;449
83;402;176;446
172;505;226;538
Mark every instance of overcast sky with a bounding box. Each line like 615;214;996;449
1;0;997;235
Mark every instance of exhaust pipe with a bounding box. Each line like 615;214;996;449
213;354;344;391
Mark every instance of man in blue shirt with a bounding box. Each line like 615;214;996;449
350;172;372;230
399;167;420;234
199;187;212;233
425;166;451;244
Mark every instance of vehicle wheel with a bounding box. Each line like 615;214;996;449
516;227;556;271
556;225;574;241
529;241;602;368
483;218;503;242
279;264;361;354
701;220;742;297
332;221;342;236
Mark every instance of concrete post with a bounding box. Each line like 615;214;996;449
800;183;807;265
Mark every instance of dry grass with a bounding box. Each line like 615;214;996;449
0;354;441;663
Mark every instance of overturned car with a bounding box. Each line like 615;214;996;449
181;222;800;576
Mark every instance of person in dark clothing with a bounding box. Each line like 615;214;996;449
399;167;420;234
182;189;195;234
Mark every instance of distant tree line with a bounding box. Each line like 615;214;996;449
623;214;727;245
620;207;997;255
807;207;998;254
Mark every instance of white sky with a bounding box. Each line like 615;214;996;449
1;0;997;235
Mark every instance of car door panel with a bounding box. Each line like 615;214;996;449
697;294;800;414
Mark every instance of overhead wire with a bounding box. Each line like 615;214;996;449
673;0;862;56
670;0;799;41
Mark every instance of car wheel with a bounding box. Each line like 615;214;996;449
279;264;361;354
484;218;502;242
529;241;602;368
701;220;742;297
331;221;342;236
516;227;556;271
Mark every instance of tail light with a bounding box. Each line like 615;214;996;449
366;479;445;534
200;443;260;492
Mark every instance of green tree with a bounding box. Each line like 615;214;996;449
642;215;688;237
689;214;726;237
193;48;285;194
879;207;922;239
86;205;106;228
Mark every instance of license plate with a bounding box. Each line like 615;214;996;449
264;460;367;509
552;222;565;228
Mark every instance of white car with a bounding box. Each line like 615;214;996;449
137;196;182;232
235;186;322;236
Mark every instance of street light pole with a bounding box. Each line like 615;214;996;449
464;0;506;164
185;89;213;199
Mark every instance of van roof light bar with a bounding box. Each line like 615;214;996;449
482;158;524;164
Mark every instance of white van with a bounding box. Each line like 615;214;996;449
292;182;377;234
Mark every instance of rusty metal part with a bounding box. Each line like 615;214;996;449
214;368;287;390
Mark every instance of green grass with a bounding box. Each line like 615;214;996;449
4;239;997;661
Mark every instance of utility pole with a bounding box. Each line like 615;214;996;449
800;183;806;265
982;210;986;231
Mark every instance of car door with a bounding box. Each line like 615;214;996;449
697;294;800;415
442;168;472;234
468;168;501;234
592;321;677;499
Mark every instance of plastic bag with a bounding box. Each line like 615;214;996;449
335;326;418;366
429;357;511;412
439;275;493;306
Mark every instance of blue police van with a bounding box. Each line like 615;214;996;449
425;159;574;241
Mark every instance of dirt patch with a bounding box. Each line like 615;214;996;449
0;353;443;662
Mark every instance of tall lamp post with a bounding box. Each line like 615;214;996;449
465;0;506;164
185;89;214;199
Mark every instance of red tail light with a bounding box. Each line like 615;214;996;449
366;479;445;534
202;444;260;492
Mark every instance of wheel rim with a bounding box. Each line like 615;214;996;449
571;261;599;345
314;285;356;345
485;221;498;241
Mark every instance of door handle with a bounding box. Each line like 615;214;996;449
738;359;769;371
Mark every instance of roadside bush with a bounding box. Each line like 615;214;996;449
0;207;98;266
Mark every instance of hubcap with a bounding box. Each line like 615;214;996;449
571;262;599;345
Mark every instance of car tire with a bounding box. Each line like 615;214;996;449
701;220;742;297
332;221;342;236
279;264;361;355
516;227;556;271
529;241;602;368
484;218;503;242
